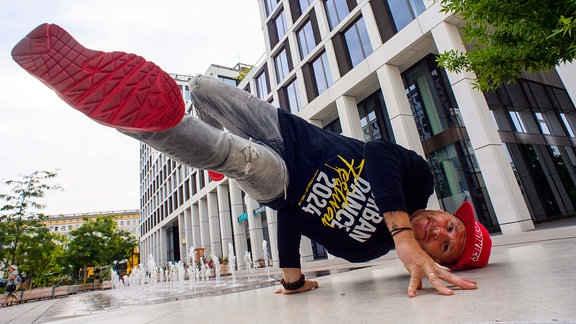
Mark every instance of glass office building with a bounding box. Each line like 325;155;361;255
138;0;576;267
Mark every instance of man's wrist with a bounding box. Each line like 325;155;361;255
390;227;412;237
281;274;305;290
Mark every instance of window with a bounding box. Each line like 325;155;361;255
265;0;280;16
324;0;351;30
509;111;527;133
311;52;332;94
275;10;288;40
403;56;462;140
386;0;426;31
534;112;551;135
218;76;237;87
274;48;290;82
297;19;316;59
357;91;393;141
343;17;373;67
256;72;269;99
286;79;302;113
560;113;575;137
299;0;313;12
184;85;190;101
324;118;342;134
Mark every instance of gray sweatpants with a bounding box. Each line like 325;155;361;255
122;75;288;204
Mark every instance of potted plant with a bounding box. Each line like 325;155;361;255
220;257;230;275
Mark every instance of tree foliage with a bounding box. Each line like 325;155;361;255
1;171;138;287
64;216;138;281
0;171;64;286
437;0;576;90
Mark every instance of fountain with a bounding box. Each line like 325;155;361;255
106;246;277;307
262;240;271;279
228;243;237;285
243;251;254;281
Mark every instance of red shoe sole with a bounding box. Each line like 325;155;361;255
11;23;184;132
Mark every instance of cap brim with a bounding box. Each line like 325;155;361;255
450;201;477;269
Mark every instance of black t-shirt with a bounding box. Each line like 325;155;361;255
268;109;434;268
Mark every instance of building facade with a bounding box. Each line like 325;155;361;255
43;209;140;240
138;0;576;268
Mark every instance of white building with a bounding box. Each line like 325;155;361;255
138;0;576;267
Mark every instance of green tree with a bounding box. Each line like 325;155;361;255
235;65;253;82
64;216;138;283
437;0;576;90
0;171;64;287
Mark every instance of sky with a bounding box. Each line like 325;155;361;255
0;0;265;216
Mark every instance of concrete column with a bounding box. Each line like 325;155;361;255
287;29;301;66
431;21;534;233
314;0;330;38
184;207;193;262
361;1;383;49
377;64;440;210
265;207;279;266
178;212;186;262
228;180;248;268
300;236;315;263
207;192;223;257
324;37;342;82
217;185;234;258
556;61;576;106
245;196;264;261
191;204;201;248
377;64;425;154
159;228;167;266
198;198;212;256
422;0;434;9
336;95;364;140
139;240;146;269
295;69;308;106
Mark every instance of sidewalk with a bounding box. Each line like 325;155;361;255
1;220;575;324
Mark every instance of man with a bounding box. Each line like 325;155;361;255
2;265;22;307
12;23;492;298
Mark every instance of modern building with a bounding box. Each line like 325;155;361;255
43;209;140;240
138;0;576;268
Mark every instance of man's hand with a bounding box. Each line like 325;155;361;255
274;267;319;294
384;211;477;297
394;231;477;297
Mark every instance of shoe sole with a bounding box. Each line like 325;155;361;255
11;23;184;132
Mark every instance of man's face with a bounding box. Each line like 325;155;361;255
410;210;467;266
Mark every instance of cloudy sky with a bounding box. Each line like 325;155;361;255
0;0;265;215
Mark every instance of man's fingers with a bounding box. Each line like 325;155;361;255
427;272;454;296
408;274;421;298
437;271;477;290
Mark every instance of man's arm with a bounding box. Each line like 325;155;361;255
275;208;319;294
384;211;477;297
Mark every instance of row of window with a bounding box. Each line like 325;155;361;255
257;0;426;114
50;220;139;232
487;81;576;138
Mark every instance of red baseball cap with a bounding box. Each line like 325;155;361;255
448;201;492;270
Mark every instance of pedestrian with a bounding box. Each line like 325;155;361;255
2;265;22;307
12;23;492;298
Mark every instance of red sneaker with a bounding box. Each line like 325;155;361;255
11;23;184;132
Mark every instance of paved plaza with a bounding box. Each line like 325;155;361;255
1;219;575;324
